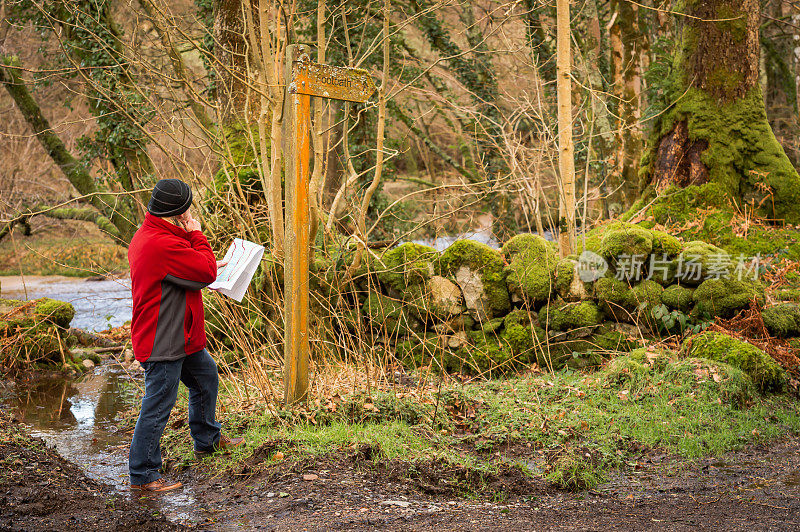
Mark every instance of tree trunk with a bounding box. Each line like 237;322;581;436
641;0;800;224
556;0;575;257
214;0;255;124
609;0;645;213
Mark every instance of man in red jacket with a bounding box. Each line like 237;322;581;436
128;179;243;492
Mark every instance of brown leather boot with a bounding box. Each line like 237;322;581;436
195;434;245;458
131;477;183;492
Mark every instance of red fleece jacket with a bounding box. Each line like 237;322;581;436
128;214;217;362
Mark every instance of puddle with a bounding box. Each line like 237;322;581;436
0;275;132;331
1;364;200;525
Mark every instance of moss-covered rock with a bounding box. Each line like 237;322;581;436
378;243;438;292
396;334;448;369
541;299;602;333
774;288;800;302
762;303;800;338
480;317;504;333
498;310;545;364
404;276;465;321
590;324;638;352
650;229;683;257
600;347;756;407
661;285;695;313
362;293;416;336
502;234;558;304
625;280;664;323
684;331;786;392
554;259;574;295
458;331;516;375
438;240;510;321
600;223;653;260
555;258;590;301
691;277;765;319
594;277;630;321
677;241;733;285
35;298;75;329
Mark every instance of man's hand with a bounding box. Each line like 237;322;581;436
216;260;228;270
177;211;201;232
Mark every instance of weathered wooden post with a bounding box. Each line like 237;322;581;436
282;47;376;406
283;44;311;405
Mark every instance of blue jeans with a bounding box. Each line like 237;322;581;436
128;349;222;485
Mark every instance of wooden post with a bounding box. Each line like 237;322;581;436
281;48;375;407
283;44;312;405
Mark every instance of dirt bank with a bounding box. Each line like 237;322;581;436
0;411;181;531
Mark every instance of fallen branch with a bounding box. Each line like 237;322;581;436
67;328;121;348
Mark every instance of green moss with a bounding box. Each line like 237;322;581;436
501;324;546;364
437;240;510;316
499;310;545;365
378;242;438;292
685;331;786;393
661;285;695;313
591;325;638;352
632;187;800;261
542;299;602;332
594;277;630;321
600;223;653;259
762;303;800;338
775;288;800;302
458;330;517;375
502;234;558;303
679;240;732;285
212;122;267;197
34;298;75;329
639;84;800;224
402;278;464;321
691;277;765;318
362;293;409;335
397;334;446;369
650;228;683;257
625;280;664;322
601;348;755;407
481;317;504;333
554;259;575;297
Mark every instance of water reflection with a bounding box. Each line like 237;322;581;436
9;378;80;427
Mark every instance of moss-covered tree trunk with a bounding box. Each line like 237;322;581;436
640;0;800;223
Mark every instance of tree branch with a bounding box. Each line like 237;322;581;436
0;204;121;244
0;55;137;243
389;100;480;183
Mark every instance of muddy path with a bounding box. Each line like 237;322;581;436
168;435;800;531
3;423;798;531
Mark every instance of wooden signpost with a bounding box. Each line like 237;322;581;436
283;45;376;406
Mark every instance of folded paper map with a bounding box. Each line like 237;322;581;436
208;239;265;302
